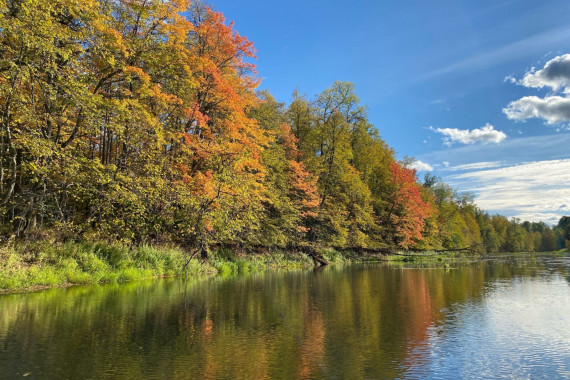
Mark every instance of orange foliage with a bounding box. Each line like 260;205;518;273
279;124;320;222
176;7;269;207
388;162;433;248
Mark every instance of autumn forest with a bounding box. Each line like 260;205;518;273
1;0;569;261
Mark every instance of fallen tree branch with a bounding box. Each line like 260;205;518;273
297;246;329;266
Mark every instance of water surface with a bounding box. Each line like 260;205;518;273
1;255;569;378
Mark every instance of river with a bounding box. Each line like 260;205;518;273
1;255;569;379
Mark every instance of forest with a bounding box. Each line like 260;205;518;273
1;0;568;260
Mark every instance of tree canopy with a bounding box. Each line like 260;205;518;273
1;0;566;254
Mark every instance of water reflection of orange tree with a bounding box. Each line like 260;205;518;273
297;292;326;378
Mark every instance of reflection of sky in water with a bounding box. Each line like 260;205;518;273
406;276;570;379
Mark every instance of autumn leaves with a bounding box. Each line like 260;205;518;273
0;0;469;252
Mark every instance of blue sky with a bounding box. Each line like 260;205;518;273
211;0;570;224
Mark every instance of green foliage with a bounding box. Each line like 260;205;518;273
0;241;188;291
0;0;566;284
320;248;348;264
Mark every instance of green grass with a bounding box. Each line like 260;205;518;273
0;241;193;292
209;249;313;277
321;248;346;263
0;241;316;292
4;241;526;293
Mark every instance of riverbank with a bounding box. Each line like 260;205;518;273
0;241;330;293
2;241;564;294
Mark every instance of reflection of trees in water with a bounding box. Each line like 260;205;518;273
0;257;567;378
297;296;326;378
400;271;435;367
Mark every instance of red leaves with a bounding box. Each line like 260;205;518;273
388;162;432;248
186;6;266;151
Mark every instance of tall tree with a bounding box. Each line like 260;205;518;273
0;0;102;233
309;82;374;247
250;91;319;246
382;162;431;248
171;7;269;256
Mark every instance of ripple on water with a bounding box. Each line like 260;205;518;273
406;276;570;379
0;257;569;379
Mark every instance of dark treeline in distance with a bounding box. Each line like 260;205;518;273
1;0;568;258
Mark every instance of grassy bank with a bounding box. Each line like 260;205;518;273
4;241;553;294
0;241;318;293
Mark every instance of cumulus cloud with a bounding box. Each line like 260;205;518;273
448;159;570;224
503;95;570;124
519;54;570;92
408;160;433;172
504;54;570;125
430;124;507;146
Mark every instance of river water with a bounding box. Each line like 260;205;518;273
1;255;569;379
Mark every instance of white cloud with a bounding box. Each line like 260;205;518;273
443;161;450;168
442;161;502;171
504;74;517;84
448;159;570;224
430;124;507;146
419;134;570;224
409;160;433;172
503;95;570;124
512;213;566;225
504;54;570;125
519;54;570;92
420;133;570;169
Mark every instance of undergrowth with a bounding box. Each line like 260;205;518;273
0;241;314;292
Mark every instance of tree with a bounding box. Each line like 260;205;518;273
169;6;269;256
250;91;319;246
307;82;374;247
0;0;102;233
383;162;431;248
287;89;315;162
558;216;570;249
541;227;556;252
477;212;500;252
